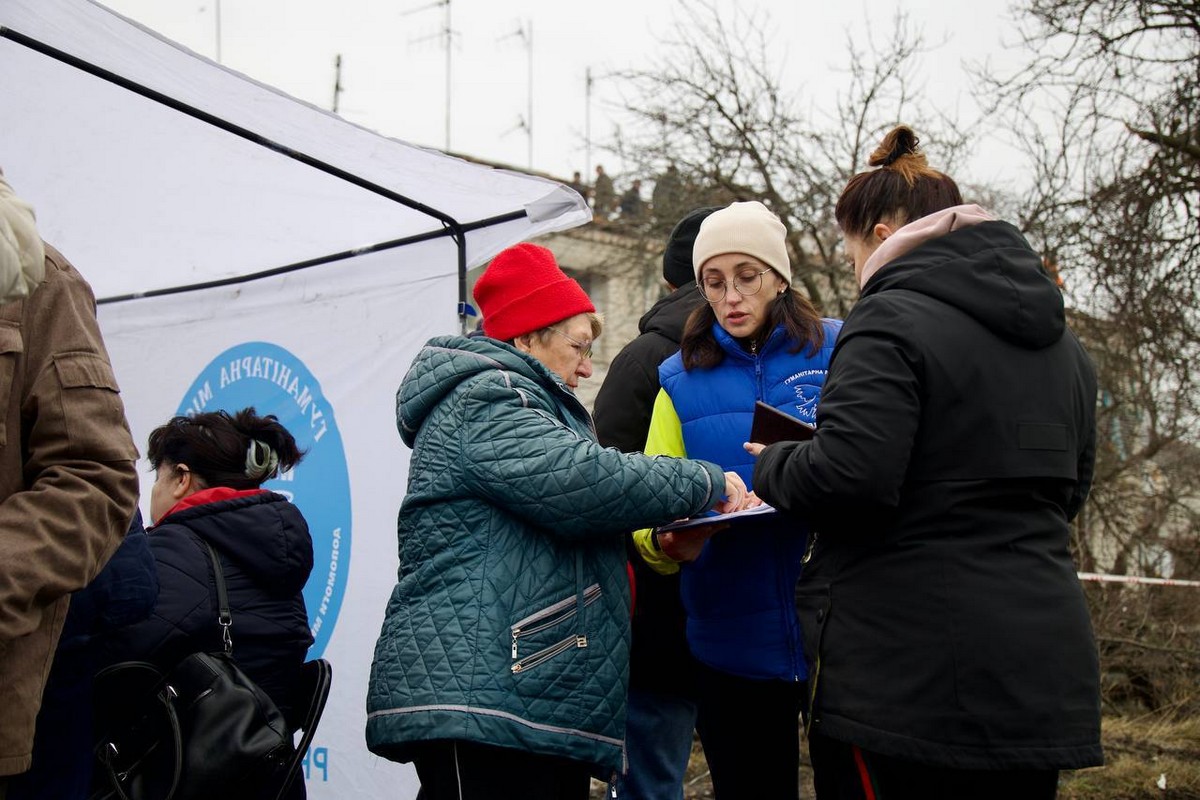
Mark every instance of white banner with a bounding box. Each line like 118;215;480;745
99;242;466;798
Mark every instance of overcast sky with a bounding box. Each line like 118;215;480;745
96;0;1026;188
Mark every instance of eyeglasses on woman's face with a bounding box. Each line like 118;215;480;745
548;326;593;359
697;268;773;303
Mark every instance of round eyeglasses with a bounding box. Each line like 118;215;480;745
548;327;593;359
697;268;773;303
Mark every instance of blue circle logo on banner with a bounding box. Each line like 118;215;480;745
177;341;350;658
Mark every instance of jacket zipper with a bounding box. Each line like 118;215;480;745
751;338;765;399
511;633;589;673
802;531;819;564
511;583;601;659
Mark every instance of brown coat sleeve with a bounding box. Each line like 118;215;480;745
0;245;139;640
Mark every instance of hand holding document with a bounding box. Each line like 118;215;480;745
657;502;777;533
745;401;815;457
749;401;814;445
658;403;809;560
655;503;775;562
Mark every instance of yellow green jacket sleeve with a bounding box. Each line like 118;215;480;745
633;389;688;575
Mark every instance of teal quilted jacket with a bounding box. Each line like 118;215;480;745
366;335;725;777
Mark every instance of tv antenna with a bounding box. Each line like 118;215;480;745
332;54;344;113
403;0;455;151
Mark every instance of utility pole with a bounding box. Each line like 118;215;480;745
443;0;451;150
404;0;454;151
525;21;533;170
214;0;222;63
585;67;593;180
332;54;344;113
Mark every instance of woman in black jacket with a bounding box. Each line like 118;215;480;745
747;125;1102;799
103;408;314;797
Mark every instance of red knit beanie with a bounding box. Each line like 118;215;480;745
473;243;596;341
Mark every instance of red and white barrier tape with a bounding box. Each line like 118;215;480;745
1077;572;1200;588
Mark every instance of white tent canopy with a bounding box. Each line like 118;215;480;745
1;2;589;797
0;0;588;302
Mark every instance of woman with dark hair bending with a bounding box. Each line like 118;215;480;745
102;408;315;797
748;126;1102;798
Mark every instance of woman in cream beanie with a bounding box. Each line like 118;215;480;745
632;199;842;798
691;200;791;289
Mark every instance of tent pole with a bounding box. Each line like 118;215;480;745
0;28;465;235
96;209;527;305
456;232;469;335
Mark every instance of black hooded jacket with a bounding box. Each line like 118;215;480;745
594;285;705;452
102;493;314;718
593;284;705;693
755;221;1102;770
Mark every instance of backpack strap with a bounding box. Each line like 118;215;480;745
201;540;234;655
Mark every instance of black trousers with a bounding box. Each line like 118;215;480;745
808;732;1059;800
411;739;592;800
694;661;807;800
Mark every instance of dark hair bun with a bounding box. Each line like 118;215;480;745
869;125;921;168
147;407;305;490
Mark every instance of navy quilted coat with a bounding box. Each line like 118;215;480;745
101;493;315;721
366;335;726;777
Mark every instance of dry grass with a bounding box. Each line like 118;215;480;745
1060;713;1200;799
590;713;1200;799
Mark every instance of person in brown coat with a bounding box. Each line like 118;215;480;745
0;217;139;792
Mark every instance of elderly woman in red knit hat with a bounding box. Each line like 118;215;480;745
366;243;749;800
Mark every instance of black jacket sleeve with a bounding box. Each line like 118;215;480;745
1066;333;1098;521
60;509;157;653
593;335;670;452
754;301;922;528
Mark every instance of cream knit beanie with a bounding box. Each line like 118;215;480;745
691;200;790;286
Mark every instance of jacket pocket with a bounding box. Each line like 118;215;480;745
52;352;137;461
0;323;22;447
510;583;601;671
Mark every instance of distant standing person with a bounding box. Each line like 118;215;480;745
651;165;684;228
593;207;716;800
568;170;588;201
620;179;645;220
749;125;1102;799
593;164;615;217
366;243;749;800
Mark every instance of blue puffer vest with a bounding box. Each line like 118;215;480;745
659;319;841;680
